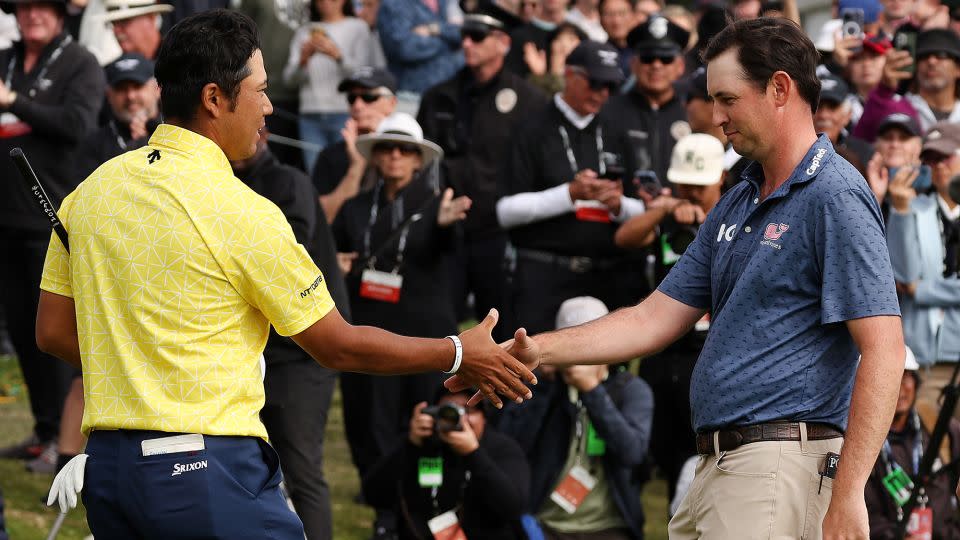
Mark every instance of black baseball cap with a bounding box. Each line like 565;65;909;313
916;28;960;62
337;67;397;93
626;14;691;56
0;0;66;14
877;112;921;137
688;66;709;101
817;73;849;106
105;53;155;86
565;41;625;84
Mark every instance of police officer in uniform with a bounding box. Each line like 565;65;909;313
602;14;690;185
417;2;547;337
496;41;645;335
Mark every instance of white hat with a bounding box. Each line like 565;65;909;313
102;0;172;22
904;346;919;371
355;112;443;167
556;297;609;329
814;19;842;52
666;133;725;186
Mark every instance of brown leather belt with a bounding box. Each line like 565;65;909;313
695;422;843;455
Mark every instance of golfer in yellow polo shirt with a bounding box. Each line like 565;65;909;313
34;10;535;539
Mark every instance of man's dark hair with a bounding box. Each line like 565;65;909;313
702;17;821;113
154;9;260;123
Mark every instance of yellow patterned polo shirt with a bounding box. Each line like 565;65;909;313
40;124;335;438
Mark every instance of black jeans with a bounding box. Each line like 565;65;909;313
0;229;75;442
261;359;337;540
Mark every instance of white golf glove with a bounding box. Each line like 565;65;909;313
46;453;88;513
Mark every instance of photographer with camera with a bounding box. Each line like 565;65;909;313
612;133;722;502
362;386;529;540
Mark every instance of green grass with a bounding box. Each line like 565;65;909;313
0;354;671;539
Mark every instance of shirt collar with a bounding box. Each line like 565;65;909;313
554;93;594;130
147;124;232;173
741;134;835;196
938;193;960;221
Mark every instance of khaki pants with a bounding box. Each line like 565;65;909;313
668;428;843;540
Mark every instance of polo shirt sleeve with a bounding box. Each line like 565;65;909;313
39;195;73;298
657;210;715;310
229;199;336;337
817;187;900;324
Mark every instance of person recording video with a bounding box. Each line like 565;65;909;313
362;386;530;540
613;133;724;500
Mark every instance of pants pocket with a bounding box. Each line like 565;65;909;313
136;452;214;538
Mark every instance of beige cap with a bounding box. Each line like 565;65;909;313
666;133;725;186
102;0;172;22
555;297;609;329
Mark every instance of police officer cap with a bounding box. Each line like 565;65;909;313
916;28;960;63
566;41;625;85
461;0;523;33
626;15;691;56
105;53;156;87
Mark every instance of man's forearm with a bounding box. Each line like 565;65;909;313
537;290;703;367
298;321;454;374
833;317;905;499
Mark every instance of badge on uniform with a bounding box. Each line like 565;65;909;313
0;112;31;138
418;457;443;488
907;507;933;539
360;269;403;303
574;200;611;223
427;510;467;540
550;464;596;513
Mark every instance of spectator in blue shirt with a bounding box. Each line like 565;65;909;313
376;0;463;110
451;17;904;539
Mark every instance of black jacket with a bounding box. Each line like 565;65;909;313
75;116;161;183
0;32;105;230
418;67;547;237
500;100;637;257
363;430;530;540
235;148;351;365
332;171;458;337
498;371;654;539
601;90;688;186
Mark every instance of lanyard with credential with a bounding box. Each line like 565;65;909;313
5;35;73;99
362;180;416;272
558;124;606;177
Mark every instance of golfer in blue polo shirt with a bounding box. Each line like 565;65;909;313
449;18;905;539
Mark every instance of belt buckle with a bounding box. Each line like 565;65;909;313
569;256;592;273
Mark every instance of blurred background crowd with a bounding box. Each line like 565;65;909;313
1;0;960;536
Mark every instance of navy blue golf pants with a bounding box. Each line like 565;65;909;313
83;430;305;539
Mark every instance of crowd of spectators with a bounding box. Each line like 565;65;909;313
1;0;960;536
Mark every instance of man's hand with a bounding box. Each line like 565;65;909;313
562;365;602;392
888;165;919;213
832;32;861;68
672;202;706;225
595;181;623;216
822;489;869;539
524;42;547;76
336;252;358;274
569;169;601;201
129;111;149;140
882;49;914;89
47;453;88;513
342;118;365;165
452;309;537;409
448;325;541;407
408;401;434;447
439;414;480;456
865;152;890;205
437;188;472;226
0;80;16;109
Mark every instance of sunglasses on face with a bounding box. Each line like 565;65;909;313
639;54;677;65
373;141;421;155
461;28;492;42
347;93;388;105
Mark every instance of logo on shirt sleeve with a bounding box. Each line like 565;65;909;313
300;273;324;299
761;222;790;250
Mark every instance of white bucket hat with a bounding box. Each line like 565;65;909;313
102;0;173;22
355;112;443;167
667;133;725;186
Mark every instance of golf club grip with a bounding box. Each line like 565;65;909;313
10;147;69;253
